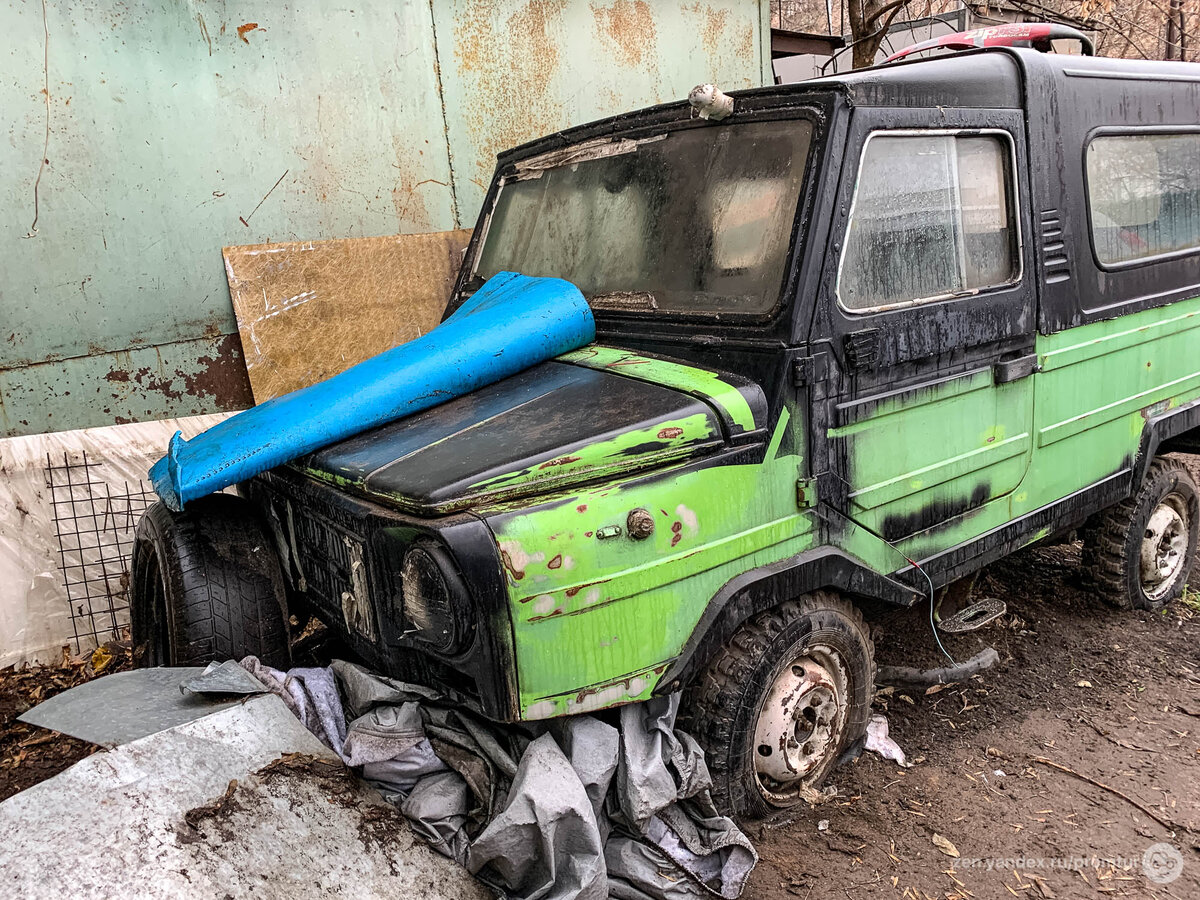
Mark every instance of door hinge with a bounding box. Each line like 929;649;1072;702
792;353;828;387
796;477;818;508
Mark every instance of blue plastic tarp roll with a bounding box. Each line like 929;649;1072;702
150;272;594;510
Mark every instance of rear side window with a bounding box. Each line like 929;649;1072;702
1087;133;1200;266
838;132;1020;312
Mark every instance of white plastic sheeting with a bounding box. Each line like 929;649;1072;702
0;414;228;667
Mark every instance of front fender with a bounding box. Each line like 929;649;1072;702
655;547;920;695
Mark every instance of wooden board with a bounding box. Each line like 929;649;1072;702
223;230;472;402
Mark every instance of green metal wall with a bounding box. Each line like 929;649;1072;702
1;0;769;437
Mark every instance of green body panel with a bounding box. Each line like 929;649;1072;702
487;297;1200;720
836;294;1200;574
559;346;760;433
482;408;817;718
828;369;1033;531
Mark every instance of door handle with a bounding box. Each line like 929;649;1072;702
993;355;1040;384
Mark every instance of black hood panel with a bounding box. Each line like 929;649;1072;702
294;360;726;514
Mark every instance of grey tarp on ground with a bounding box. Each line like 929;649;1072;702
212;658;757;900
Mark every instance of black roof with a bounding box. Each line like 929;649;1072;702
803;47;1200;109
497;49;1200;166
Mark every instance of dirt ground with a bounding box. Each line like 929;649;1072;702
750;459;1200;899
2;466;1199;898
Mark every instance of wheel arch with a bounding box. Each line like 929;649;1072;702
655;547;919;695
1137;395;1200;484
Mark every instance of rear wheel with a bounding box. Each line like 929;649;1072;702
683;592;875;818
130;494;290;668
1083;456;1199;611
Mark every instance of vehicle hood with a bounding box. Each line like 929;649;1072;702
293;346;766;515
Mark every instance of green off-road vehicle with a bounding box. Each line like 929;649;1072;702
132;41;1200;816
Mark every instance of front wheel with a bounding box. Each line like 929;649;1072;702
683;591;875;818
1083;456;1199;611
130;494;291;668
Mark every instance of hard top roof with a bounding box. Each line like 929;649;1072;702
497;49;1200;165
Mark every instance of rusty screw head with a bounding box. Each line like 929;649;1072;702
626;508;655;540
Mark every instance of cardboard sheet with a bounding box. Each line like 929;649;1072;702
224;230;472;402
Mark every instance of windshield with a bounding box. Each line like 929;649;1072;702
473;119;814;316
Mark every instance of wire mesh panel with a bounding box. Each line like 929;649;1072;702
45;451;158;654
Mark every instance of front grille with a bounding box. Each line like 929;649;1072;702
257;473;379;642
291;508;356;601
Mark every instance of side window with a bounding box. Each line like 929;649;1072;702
838;132;1020;312
1087;133;1200;266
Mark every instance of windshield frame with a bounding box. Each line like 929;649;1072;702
453;102;828;329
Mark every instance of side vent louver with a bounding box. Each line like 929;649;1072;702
1040;210;1071;285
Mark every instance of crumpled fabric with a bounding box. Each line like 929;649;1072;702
863;713;910;768
240;657;348;757
231;657;756;899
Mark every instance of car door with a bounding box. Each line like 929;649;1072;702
811;109;1037;561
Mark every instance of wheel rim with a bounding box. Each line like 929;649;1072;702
1140;492;1190;602
752;645;849;805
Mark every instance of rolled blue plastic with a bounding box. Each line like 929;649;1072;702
150;271;594;510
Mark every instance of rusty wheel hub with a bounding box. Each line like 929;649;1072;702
1141;493;1190;602
753;648;848;803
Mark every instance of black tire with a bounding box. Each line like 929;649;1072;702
682;591;875;818
1083;456;1200;611
130;494;290;668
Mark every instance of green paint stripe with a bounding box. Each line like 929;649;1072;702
767;407;791;458
559;345;759;433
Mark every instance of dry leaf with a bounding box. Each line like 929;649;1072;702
932;833;959;857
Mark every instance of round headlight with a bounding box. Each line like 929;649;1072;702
401;545;462;653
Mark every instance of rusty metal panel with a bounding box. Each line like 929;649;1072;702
432;0;771;226
1;0;768;438
1;1;455;436
0;336;252;436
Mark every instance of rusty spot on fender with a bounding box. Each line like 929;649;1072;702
547;553;563;569
576;503;587;513
657;426;684;439
539;454;581;469
500;550;526;581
